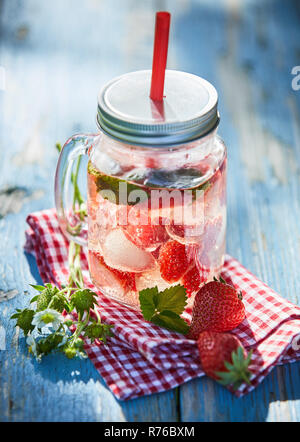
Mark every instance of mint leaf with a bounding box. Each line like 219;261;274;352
139;284;189;335
88;161;149;205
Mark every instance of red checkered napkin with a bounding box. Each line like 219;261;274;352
25;209;300;400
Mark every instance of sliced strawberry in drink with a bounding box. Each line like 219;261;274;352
88;250;136;292
165;222;185;240
151;246;161;260
123;221;169;250
158;240;190;283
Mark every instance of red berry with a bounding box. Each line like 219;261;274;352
197;331;251;388
188;280;245;339
158;240;190;283
182;265;207;297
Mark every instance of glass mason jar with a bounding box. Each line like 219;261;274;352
55;70;227;310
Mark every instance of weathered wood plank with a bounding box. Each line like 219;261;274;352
0;0;179;422
177;0;300;421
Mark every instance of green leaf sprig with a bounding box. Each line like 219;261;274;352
139;285;189;335
11;238;113;361
10;142;113;361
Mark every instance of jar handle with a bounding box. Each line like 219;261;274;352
55;133;101;246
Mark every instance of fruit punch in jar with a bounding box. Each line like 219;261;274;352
55;70;227;310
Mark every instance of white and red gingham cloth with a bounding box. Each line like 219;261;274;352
24;208;300;400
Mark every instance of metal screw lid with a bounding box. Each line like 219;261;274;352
97;70;219;147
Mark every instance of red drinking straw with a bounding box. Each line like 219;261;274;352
150;11;171;102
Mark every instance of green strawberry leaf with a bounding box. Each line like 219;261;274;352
151;310;189;335
13;309;35;335
139;286;159;320
49;294;68;313
156;285;187;315
139;284;189;335
29;284;46;292
30;295;39;303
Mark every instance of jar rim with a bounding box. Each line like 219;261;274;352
97;70;219;148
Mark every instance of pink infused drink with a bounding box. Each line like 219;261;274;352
87;128;227;309
55;70;228;311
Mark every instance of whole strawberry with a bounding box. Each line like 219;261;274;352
188;279;245;339
197;331;252;389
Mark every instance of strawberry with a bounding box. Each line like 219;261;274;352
123;221;168;250
182;265;207;297
188;279;245;339
158;240;190;283
197;331;252;389
89;250;136;292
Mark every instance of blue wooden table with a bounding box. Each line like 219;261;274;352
0;0;300;422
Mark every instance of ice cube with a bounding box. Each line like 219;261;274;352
102;228;156;272
135;267;177;293
89;250;125;296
